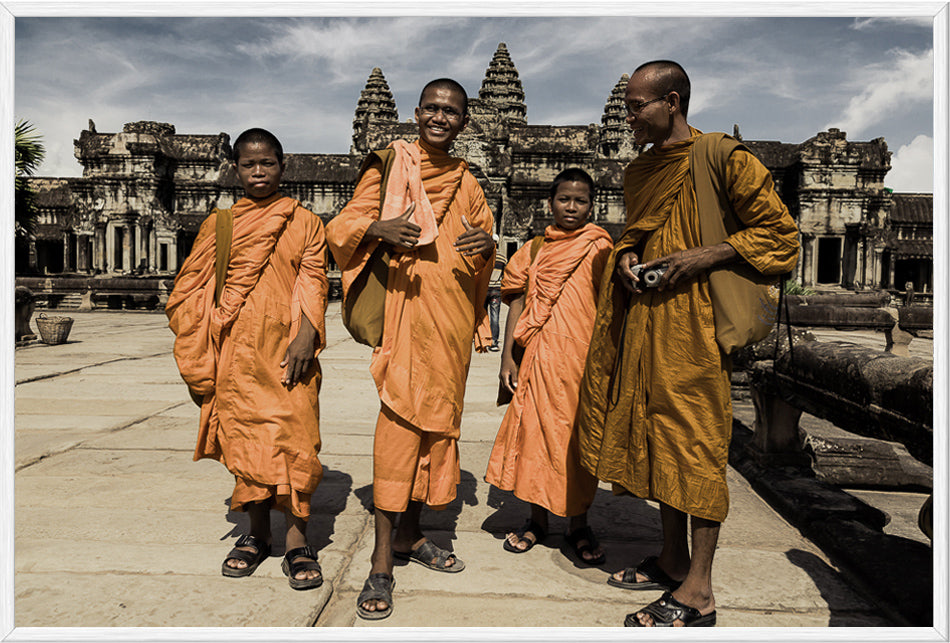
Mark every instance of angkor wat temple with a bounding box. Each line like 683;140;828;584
24;43;932;294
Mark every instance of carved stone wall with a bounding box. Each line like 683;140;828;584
25;45;930;293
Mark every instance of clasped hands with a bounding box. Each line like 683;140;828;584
367;203;494;258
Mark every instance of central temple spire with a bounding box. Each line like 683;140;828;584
352;67;399;151
478;43;527;125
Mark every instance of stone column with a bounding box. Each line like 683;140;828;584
149;229;158;272
123;224;133;272
77;234;89;274
799;235;813;287
169;239;178;273
105;222;115;272
62;232;71;273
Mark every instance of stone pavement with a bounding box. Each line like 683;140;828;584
12;304;930;631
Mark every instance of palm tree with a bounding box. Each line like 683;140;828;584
15;119;46;237
15;120;45;273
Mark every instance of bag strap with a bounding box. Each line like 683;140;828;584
690;134;793;363
529;234;545;263
357;148;397;213
688;133;747;244
213;207;233;308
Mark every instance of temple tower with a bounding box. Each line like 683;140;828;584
352;67;399;153
477;43;527;124
600;73;637;159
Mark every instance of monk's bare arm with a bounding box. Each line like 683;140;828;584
281;313;317;387
499;294;525;394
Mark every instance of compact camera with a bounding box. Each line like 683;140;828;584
630;263;668;288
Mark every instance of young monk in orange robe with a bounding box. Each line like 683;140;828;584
166;128;328;591
486;168;613;564
326;79;495;620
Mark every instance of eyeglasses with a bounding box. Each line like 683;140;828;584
420;104;464;120
625;94;670;116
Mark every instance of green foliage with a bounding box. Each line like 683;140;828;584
783;279;815;296
15;120;46;237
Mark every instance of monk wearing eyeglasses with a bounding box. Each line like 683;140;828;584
577;60;799;627
327;78;495;621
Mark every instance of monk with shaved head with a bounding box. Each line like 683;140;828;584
327;77;495;620
577;60;800;627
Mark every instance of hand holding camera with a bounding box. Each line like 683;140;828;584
630;263;669;288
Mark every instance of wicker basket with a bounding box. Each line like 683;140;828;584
35;313;74;345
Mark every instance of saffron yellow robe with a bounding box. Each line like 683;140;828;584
166;194;329;519
485;223;612;517
577;131;799;522
326;139;494;511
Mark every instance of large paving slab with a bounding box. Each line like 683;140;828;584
10;305;929;633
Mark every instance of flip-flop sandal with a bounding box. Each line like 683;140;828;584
624;591;717;627
607;555;682;591
394;539;466;573
281;545;323;590
564;525;606;565
503;519;546;554
356;573;395;620
221;534;271;578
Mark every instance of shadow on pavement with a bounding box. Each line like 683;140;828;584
220;465;353;556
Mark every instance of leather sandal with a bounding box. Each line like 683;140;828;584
608;555;682;591
564;525;605;565
503;519;546;554
394;539;465;572
625;591;716;627
356;573;395;620
221;534;270;578
281;544;323;590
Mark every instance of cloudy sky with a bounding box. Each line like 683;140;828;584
13;9;938;193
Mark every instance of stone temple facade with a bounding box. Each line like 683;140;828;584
25;43;933;294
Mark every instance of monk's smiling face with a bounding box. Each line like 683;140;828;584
234;141;284;200
549;180;593;231
624;69;674;148
415;86;469;151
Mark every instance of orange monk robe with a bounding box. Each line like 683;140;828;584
166;194;329;519
577;130;799;523
326;139;494;511
485;223;613;517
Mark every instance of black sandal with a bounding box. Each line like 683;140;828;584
625;591;717;627
281;545;323;590
608;555;682;591
564;525;605;565
503;519;546;553
221;534;270;578
356;573;395;620
393;539;465;573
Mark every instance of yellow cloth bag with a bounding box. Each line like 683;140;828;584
690;133;779;354
341;149;396;347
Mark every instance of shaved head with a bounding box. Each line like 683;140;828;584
633;60;691;117
419;78;469;116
